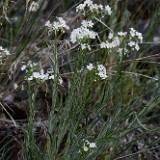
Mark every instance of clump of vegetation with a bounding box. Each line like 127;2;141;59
0;0;160;160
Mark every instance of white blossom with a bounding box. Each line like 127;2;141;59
45;17;69;34
89;142;97;148
135;43;140;51
0;46;10;60
108;33;113;39
81;20;94;28
128;41;136;47
70;27;97;43
118;48;128;57
86;63;94;70
83;140;97;152
105;5;112;15
81;43;91;50
100;42;107;48
29;1;39;12
97;64;108;79
118;32;127;36
21;65;27;71
76;0;111;15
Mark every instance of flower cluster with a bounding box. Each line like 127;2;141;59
128;28;143;51
100;33;120;49
45;17;69;34
28;70;63;84
70;20;97;44
29;1;39;12
76;0;112;15
83;140;97;152
86;63;94;70
21;61;37;71
21;61;63;84
117;48;128;57
0;46;10;62
81;43;91;50
99;28;143;57
97;64;108;79
86;63;108;80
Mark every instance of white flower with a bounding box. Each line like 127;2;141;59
0;46;4;51
118;32;127;36
0;46;10;59
76;3;86;12
97;64;108;79
118;48;128;57
102;37;120;49
135;43;140;51
83;145;89;152
89;142;97;148
128;41;136;47
81;20;94;28
81;43;91;50
29;1;39;12
108;33;113;39
59;78;63;84
83;140;97;152
70;27;97;43
136;32;143;43
84;0;93;6
45;17;69;34
21;65;27;71
28;76;33;81
87;63;94;70
105;5;112;15
13;83;18;90
100;42;107;48
45;20;52;28
48;75;55;80
76;0;111;15
129;28;143;43
129;28;136;37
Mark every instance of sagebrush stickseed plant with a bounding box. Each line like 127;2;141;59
0;0;160;160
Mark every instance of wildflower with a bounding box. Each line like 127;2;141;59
48;75;54;80
128;41;136;47
13;83;18;90
21;65;27;71
59;78;63;84
100;42;107;49
89;142;97;148
97;64;108;79
28;76;33;81
81;43;91;50
84;0;93;7
129;28;143;43
0;46;10;56
76;3;86;13
70;27;97;43
105;5;112;15
81;20;94;28
118;32;127;37
135;43;140;51
86;63;94;70
45;17;69;34
76;0;112;15
29;1;39;12
100;37;120;49
129;28;136;37
135;32;143;43
108;33;114;39
83;140;97;152
118;48;128;57
21;61;37;71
